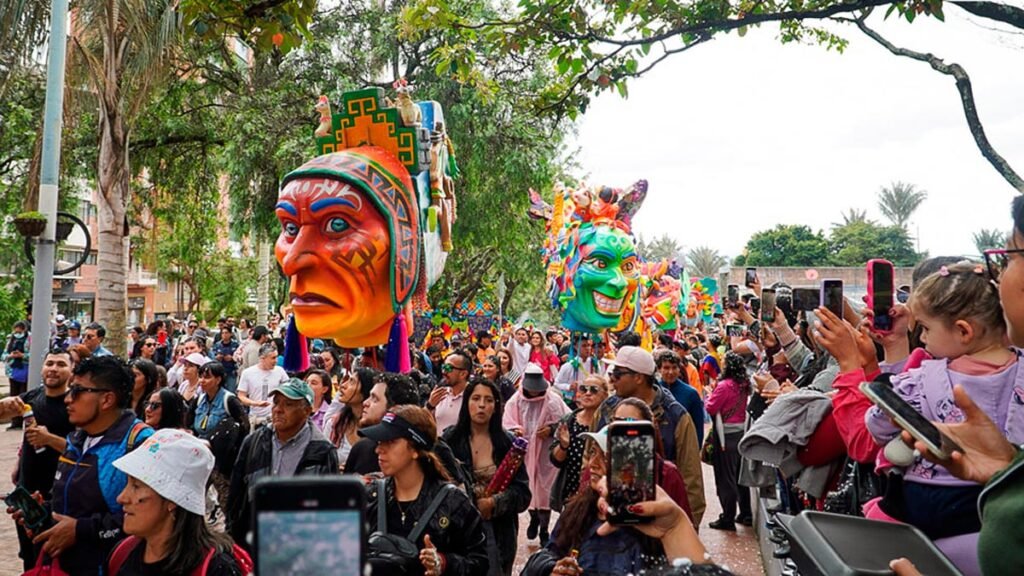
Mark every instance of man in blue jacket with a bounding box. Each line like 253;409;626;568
32;355;152;575
656;350;705;448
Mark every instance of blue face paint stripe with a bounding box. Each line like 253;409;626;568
275;202;298;216
311;197;358;212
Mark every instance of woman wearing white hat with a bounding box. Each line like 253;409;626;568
106;429;249;575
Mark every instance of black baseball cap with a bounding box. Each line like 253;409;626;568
358;412;434;449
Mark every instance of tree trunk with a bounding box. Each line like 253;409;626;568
257;240;270;325
94;76;130;356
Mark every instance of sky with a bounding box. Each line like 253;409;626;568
571;11;1024;261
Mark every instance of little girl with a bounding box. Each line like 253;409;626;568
865;262;1024;576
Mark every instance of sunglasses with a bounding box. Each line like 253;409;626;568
68;384;113;400
441;363;466;373
146;401;162;409
577;384;603;395
609;368;635;380
143;342;156;348
984;248;1024;285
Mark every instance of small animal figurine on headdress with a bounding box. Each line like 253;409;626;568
528;188;553;221
314;95;332;137
386;78;422;127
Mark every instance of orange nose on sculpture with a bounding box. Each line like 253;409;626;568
273;148;420;349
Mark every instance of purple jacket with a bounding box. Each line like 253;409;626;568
866;354;1024;486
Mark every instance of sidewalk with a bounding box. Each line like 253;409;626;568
0;425;24;575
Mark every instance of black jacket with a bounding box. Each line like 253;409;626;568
226;422;339;549
367;475;489;576
443;429;530;575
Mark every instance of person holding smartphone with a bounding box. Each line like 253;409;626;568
363;405;489;576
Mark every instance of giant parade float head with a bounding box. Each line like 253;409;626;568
639;261;690;332
275;83;458;371
529;180;648;334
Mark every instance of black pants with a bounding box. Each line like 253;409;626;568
9;379;26;426
17;521;37;571
713;431;751;521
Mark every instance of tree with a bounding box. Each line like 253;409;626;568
832;208;870;228
687;246;727;277
641;233;684;262
878;181;928;229
828;220;919;266
402;1;1024;191
742;224;830;267
973;228;1007;253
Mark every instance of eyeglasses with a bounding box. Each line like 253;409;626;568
984;248;1024;285
577;384;602;395
188;324;198;329
143;342;156;348
441;364;466;373
68;384;113;400
146;401;162;409
609;368;635;380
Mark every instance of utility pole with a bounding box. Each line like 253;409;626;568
27;0;69;390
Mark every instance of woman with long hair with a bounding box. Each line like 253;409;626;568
529;331;560;382
442;378;530;576
305;368;334;429
144;388;190;431
480;355;516;403
549;374;608;511
496;349;520;389
108;429;246;575
319;347;344;390
129;359;159;419
362;405;489;576
325;367;375;469
705;351;752;531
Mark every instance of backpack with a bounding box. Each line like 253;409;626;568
207;391;250;476
367;479;454;576
108;535;253;575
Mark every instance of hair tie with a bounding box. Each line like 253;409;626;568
939;266;950;277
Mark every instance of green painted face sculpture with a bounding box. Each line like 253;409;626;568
563;225;641;332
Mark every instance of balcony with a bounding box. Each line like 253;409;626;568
128;267;159;287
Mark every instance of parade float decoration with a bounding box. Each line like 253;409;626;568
639;261;690;332
529;180;648;334
275;83;458;372
686;276;722;327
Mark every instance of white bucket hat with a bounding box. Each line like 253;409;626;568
112;428;214;515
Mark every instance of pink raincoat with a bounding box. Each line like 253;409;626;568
502;388;571;509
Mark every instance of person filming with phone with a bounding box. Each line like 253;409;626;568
363;404;488;576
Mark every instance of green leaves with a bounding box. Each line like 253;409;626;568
179;0;316;54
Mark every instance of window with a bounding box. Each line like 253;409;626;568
158;277;169;293
87;251;97;265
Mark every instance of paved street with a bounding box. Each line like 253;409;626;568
0;425;23;576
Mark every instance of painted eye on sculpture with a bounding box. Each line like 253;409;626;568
586;258;607;270
283;221;299;237
324;217;350;235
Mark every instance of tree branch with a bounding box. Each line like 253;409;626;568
129;133;226;152
951;1;1024;30
848;17;1024;193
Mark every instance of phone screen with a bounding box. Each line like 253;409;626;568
822;280;844;319
861;381;961;459
726;324;745;338
608;421;656;524
792;288;821;312
760;289;776;323
4;487;50;529
257;510;362;575
727;284;739;306
872;262;894;331
745;268;757;288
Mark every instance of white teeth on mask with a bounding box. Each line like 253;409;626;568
593;291;624;314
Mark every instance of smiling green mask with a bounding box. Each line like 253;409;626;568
563;225;641;332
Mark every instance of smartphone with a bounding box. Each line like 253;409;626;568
750;297;761;319
792;287;821;312
820;279;844;320
726;324;745;338
859;380;963;460
777;290;793;320
868;259;895;332
727;284;740;307
607;420;657;525
253;476;365;575
4;485;52;532
745;268;758;288
760;289;776;324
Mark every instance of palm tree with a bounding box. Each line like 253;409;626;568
878;181;928;229
832;207;870;228
4;0;179;355
973;228;1007;253
644;232;684;262
687;246;727;278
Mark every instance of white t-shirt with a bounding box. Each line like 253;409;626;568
554;357;598;391
237;364;289;419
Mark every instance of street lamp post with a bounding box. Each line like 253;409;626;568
27;0;70;390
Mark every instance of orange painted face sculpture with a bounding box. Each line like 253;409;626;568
275;176;394;347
